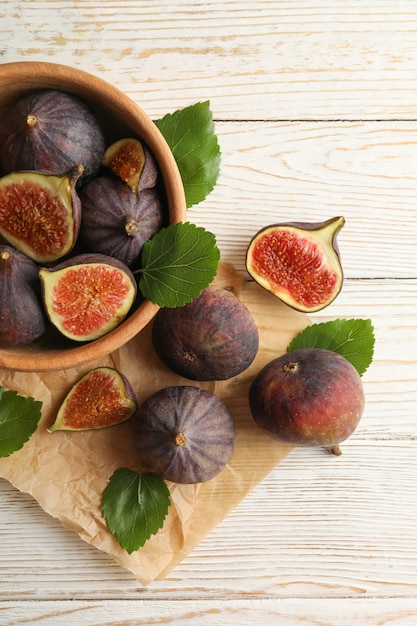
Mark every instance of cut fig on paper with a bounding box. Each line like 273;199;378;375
246;216;345;313
48;367;137;432
0;165;83;264
39;253;137;342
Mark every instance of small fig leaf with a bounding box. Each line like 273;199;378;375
155;101;221;208
0;386;42;457
138;221;220;308
101;468;171;554
287;318;375;376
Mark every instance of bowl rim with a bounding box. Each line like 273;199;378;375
0;61;187;372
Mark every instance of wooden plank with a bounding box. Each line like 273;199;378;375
2;598;417;625
2;1;417;120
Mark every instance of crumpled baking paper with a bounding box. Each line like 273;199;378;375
0;263;309;585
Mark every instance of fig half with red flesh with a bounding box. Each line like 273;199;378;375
39;253;137;342
246;216;345;313
48;367;137;432
102;137;158;195
0;165;82;264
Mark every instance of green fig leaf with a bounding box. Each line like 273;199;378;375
287;318;375;376
101;468;171;554
138;221;220;308
155;101;221;208
0;386;42;457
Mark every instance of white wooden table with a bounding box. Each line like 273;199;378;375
1;2;417;624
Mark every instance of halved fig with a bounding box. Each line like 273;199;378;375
39;253;137;342
102;138;158;195
48;367;137;432
246;216;345;313
0;245;48;347
0;165;83;264
0;88;105;187
133;385;235;484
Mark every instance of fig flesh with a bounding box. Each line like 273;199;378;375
246;216;345;313
102;138;158;195
39;253;137;342
78;174;165;267
0;89;105;186
249;348;365;455
151;286;259;381
0;165;83;263
0;245;47;347
133;385;235;484
48;367;137;432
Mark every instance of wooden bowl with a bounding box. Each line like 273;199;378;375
0;61;186;372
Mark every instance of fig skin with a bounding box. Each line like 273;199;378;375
0;245;48;347
132;385;235;484
249;348;365;455
246;216;345;313
78;174;166;268
0;89;106;187
151;286;259;381
39;253;137;342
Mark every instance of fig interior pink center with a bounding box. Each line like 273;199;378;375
251;229;338;308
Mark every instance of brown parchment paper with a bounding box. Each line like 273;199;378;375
0;263;309;585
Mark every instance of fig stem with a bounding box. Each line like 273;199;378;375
324;445;342;456
174;432;187;446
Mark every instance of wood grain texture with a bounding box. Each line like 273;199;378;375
3;1;417;120
1;1;417;624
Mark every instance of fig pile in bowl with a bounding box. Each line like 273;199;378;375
0;61;186;372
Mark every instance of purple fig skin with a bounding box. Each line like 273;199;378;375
132;385;235;484
78;174;166;267
249;348;365;453
0;89;105;187
151;286;259;381
0;245;48;347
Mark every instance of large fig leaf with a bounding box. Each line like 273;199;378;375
0;386;42;457
101;468;171;553
287;318;375;376
155;101;221;208
138;221;220;308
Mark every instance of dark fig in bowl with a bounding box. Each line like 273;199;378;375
0;89;106;186
39;253;137;342
246;216;345;313
133;385;235;484
249;348;365;455
48;366;137;432
151;286;259;381
0;165;82;263
102;137;158;195
78;173;165;267
0;245;48;347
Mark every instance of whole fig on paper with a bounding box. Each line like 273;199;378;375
39;253;137;342
249;348;365;455
0;165;83;264
0;245;47;347
0;89;105;186
78;173;165;267
48;367;137;432
151;286;259;381
133;385;235;484
246;216;345;312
